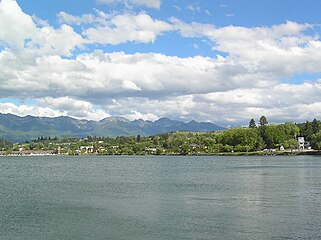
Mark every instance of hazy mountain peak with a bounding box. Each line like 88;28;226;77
99;116;130;123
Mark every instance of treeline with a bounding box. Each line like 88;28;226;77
0;139;13;151
3;117;321;155
297;118;321;149
217;122;299;152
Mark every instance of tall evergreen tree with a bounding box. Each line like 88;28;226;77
136;134;141;142
311;118;320;134
249;118;256;128
304;121;313;141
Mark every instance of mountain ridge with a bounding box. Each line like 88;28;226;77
0;113;225;142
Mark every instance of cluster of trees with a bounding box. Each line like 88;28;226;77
3;117;321;155
216;116;300;152
297;119;321;150
0;139;13;151
247;117;321;151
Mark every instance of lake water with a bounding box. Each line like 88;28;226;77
0;155;320;240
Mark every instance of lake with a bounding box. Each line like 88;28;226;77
0;155;320;239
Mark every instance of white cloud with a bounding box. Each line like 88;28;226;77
1;50;266;100
31;24;84;57
122;110;159;121
0;0;84;56
38;97;110;121
58;11;172;45
172;19;320;77
84;13;172;44
57;9;111;26
73;51;273;97
2;37;321;125
0;0;35;49
96;0;161;9
0;102;63;118
0;99;109;121
100;80;321;125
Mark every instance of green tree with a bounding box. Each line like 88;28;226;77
259;116;268;126
304;121;313;141
180;143;190;155
259;125;271;148
152;137;159;146
0;139;13;151
216;127;263;152
136;134;141;142
257;123;299;149
283;139;298;152
249;118;256;128
311;118;320;134
311;131;321;151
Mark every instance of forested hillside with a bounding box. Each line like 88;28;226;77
2;117;321;155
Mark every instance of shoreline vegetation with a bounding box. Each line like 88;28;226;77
1;149;321;157
1;116;321;157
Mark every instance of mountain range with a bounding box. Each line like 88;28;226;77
0;113;225;142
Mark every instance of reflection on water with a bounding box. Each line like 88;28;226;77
0;155;320;239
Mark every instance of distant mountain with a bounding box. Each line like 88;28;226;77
0;113;225;142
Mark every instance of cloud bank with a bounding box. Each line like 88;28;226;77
1;0;321;126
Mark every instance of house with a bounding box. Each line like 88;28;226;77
145;147;157;154
80;146;94;154
298;137;305;150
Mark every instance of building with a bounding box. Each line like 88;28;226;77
80;146;94;154
298;137;305;150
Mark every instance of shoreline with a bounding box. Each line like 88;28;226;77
1;150;321;157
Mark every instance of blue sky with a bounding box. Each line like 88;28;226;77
16;0;321;58
1;0;321;126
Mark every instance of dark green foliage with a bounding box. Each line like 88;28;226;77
257;122;299;149
311;131;321;150
218;120;293;150
136;134;141;142
297;119;321;142
312;118;320;134
0;139;13;151
217;127;264;151
249;119;256;128
259;116;268;126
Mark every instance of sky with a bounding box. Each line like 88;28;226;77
1;0;321;126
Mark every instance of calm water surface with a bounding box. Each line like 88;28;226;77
0;155;321;240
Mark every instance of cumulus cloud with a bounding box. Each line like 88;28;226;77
96;0;161;9
84;13;172;44
172;19;320;77
58;11;173;45
0;102;63;118
0;0;84;56
100;80;321;125
0;0;35;49
122;110;159;121
37;97;110;120
0;99;109;121
1;49;276;102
